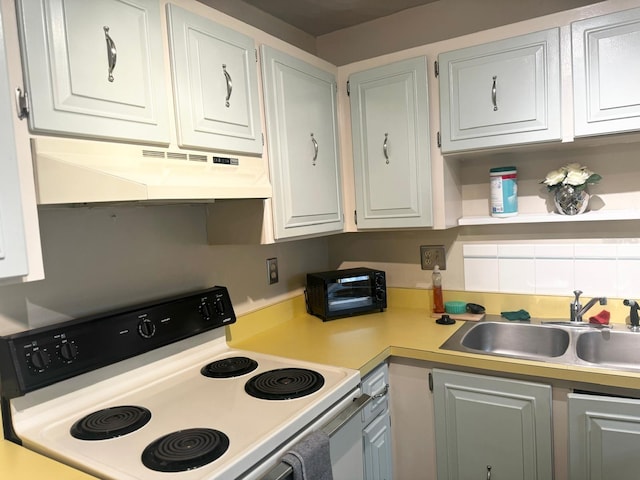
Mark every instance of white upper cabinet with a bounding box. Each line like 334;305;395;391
16;0;170;144
438;28;561;153
349;56;433;229
261;45;343;239
0;3;27;279
166;4;262;154
572;8;640;137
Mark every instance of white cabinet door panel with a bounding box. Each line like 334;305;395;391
350;56;432;229
261;46;343;239
439;28;560;152
166;5;262;154
17;0;169;144
573;8;640;136
363;412;393;480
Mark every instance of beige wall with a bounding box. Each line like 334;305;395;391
316;0;603;65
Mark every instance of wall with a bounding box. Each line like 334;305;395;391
0;205;329;335
316;0;602;65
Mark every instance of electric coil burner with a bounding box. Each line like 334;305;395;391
201;356;258;378
70;406;151;440
0;285;361;480
142;428;230;473
245;368;325;400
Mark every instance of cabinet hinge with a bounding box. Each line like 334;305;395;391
437;131;441;148
346;81;350;96
434;61;439;78
354;210;357;225
428;372;433;392
255;49;258;63
15;87;29;120
261;133;265;146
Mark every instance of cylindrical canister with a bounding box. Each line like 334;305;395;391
490;166;517;217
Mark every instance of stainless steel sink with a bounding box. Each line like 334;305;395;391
575;330;640;371
440;318;640;372
460;322;570;359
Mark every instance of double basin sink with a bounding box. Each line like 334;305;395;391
440;319;640;372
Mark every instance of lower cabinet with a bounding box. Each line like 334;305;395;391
361;363;392;480
432;368;553;480
568;392;640;480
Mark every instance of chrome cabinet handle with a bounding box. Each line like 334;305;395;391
372;384;389;399
222;64;232;107
103;26;117;83
487;465;492;480
491;76;498;111
383;133;389;164
311;133;318;166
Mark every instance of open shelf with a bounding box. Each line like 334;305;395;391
458;209;640;226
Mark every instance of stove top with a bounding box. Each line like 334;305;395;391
0;287;360;479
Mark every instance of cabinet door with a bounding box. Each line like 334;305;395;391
569;393;640;480
432;369;553;480
349;57;432;229
572;8;640;137
166;5;262;154
362;362;390;424
0;3;27;279
439;28;560;153
363;411;393;480
261;46;343;239
17;0;170;144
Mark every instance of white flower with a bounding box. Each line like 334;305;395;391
543;168;566;187
563;167;590;186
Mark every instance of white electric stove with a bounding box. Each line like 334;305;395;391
0;287;362;479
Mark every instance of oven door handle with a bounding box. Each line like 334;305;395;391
260;393;372;480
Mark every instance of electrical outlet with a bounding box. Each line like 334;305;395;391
266;257;279;284
420;245;446;270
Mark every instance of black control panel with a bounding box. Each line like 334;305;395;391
0;286;235;399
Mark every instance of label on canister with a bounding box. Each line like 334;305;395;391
490;166;517;217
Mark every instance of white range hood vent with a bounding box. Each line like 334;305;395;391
31;137;272;205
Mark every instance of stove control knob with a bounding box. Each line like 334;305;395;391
215;298;225;316
138;319;156;339
59;342;78;361
29;349;51;370
200;302;212;322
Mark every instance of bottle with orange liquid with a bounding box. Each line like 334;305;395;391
432;265;445;314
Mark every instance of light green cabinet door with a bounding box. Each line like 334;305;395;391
261;46;343;239
433;369;553;480
166;5;262;154
438;28;560;153
17;0;170;144
572;8;640;137
363;411;393;480
349;56;432;229
0;3;28;279
569;393;640;480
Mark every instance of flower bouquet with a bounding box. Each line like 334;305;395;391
541;163;601;215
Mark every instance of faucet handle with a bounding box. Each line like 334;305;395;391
573;290;583;300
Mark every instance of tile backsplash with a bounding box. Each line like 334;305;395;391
463;243;640;299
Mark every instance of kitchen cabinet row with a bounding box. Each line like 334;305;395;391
391;361;640;480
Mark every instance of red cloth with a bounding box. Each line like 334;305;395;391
588;310;610;325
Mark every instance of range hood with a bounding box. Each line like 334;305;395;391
31;137;272;204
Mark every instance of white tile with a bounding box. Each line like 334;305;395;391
535;258;574;295
464;258;499;292
574;258;618;297
617;244;640;259
499;258;535;294
497;244;535;258
617;259;640;298
534;244;574;259
574;244;617;259
463;244;498;257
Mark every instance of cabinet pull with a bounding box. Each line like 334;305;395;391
372;384;389;399
311;133;318;165
383;133;389;164
103;26;117;83
491;75;498;111
222;64;232;107
486;465;492;480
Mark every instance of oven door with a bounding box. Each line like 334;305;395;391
250;389;370;480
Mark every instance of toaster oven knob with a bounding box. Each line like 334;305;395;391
138;319;156;338
29;349;51;370
59;342;78;361
375;289;385;302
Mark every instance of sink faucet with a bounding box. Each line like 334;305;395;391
570;290;607;322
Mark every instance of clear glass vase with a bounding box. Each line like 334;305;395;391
553;184;589;215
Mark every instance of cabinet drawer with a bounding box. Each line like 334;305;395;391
362;363;389;424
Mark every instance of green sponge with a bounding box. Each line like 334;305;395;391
445;301;467;314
